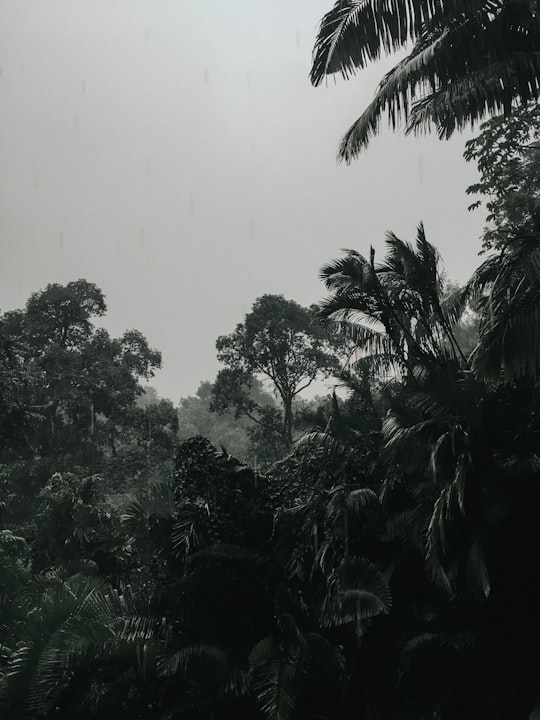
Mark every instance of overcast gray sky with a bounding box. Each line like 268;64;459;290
0;1;486;401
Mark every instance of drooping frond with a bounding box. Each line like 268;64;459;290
322;556;392;636
171;502;209;557
408;54;540;138
338;30;458;158
249;637;297;720
157;644;245;695
426;489;453;593
310;0;488;86
295;430;348;458
473;278;540;381
326;485;379;520
312;0;540;157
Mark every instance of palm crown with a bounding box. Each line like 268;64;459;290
311;0;540;160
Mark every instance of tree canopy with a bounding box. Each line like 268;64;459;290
464;102;540;249
213;294;340;448
3;232;540;719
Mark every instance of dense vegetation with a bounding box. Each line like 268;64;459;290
3;3;540;718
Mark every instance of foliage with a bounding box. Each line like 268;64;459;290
464;233;540;382
464;102;540;250
311;0;540;160
29;471;128;576
104;398;179;490
3;194;540;719
213;294;340;448
319;223;467;379
0;280;162;499
177;379;276;465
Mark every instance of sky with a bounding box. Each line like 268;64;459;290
0;0;487;402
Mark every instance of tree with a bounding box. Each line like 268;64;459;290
319;223;467;378
213;295;340;449
0;574;159;720
464;102;540;250
24;279;106;350
314;229;540;716
311;0;540;160
319;229;488;598
0;281;164;531
29;471;121;574
0;281;161;467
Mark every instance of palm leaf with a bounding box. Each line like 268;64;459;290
467;539;491;598
310;0;479;85
121;479;175;532
249;637;297;720
426;489;453;593
157;644;246;695
322;556;392;635
312;0;540;156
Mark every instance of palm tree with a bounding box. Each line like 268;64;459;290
249;617;346;720
318;228;491;596
319;224;467;377
0;575;159;719
311;0;540;160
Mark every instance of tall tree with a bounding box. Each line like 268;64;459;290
319;223;467;377
213;295;340;449
0;280;161;474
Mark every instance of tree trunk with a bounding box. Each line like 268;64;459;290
90;401;95;437
147;415;151;470
283;397;293;447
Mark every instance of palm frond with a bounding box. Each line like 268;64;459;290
295;430;348;458
157;644;242;694
467;539;491;598
310;0;464;86
249;637;297;720
345;487;379;513
408;52;540;139
2;578;115;717
171;503;208;557
426;488;453;593
322;557;392;635
384;503;429;547
313;0;540;157
401;631;442;655
447;630;477;651
121;479;176;532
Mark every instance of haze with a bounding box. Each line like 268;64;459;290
0;0;486;401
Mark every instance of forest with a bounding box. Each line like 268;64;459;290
2;1;540;719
